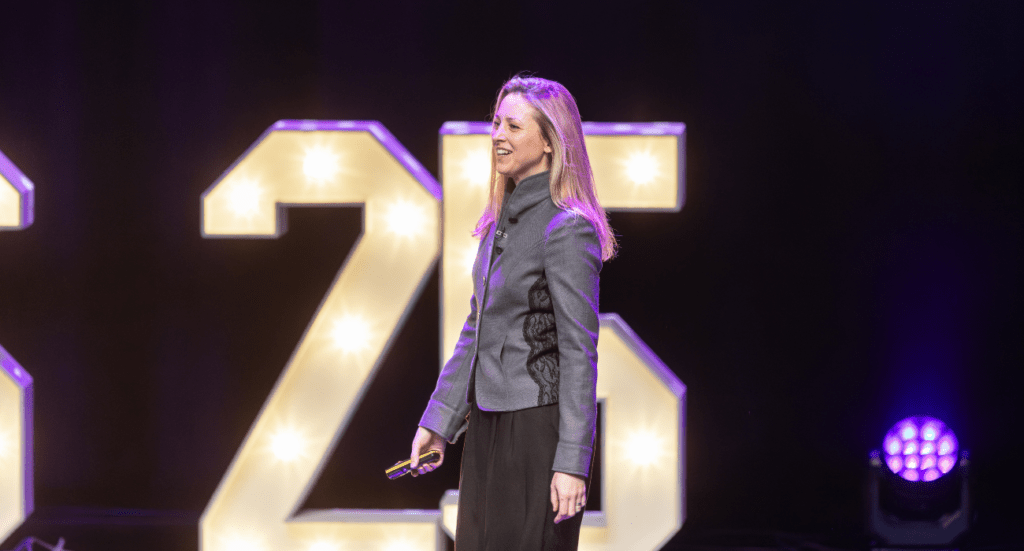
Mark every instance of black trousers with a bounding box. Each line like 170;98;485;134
456;403;587;551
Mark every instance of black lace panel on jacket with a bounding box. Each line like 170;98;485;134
523;274;559;405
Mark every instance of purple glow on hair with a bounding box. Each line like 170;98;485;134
883;416;958;482
439;121;685;137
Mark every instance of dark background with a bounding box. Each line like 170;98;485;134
1;1;1021;549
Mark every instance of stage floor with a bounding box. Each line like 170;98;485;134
4;506;1019;551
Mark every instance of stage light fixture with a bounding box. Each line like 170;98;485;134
883;416;958;483
868;416;970;548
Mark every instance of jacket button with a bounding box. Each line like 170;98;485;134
495;246;503;255
509;217;518;224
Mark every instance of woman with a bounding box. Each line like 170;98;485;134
410;75;617;550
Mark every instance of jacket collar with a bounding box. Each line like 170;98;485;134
503;171;551;219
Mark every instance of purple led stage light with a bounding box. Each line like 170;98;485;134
883;416;958;482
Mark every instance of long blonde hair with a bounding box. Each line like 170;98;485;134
473;75;618;261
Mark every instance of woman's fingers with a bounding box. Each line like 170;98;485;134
410;431;427;468
551;472;587;523
555;496;569;523
409;427;445;477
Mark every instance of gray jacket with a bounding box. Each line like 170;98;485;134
419;171;602;477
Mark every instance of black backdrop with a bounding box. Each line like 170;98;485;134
0;1;1021;549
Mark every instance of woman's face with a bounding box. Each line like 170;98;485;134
492;93;552;184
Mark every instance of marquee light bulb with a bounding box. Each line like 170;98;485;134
624;151;659;186
308;541;340;551
383;539;418;551
270;428;306;462
461;245;477;276
0;430;10;460
459;147;492;186
228;180;264;218
624;430;665;467
0;187;13;223
385;201;426;237
222;534;268;551
303;148;340;184
331;315;372;353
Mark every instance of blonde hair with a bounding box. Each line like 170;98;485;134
473;75;618;261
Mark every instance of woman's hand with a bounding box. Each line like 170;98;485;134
409;427;446;477
550;471;587;523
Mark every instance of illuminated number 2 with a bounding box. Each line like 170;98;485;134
0;147;35;543
203;119;687;551
439;123;687;549
200;121;442;551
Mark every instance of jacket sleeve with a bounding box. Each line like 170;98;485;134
418;292;478;443
544;212;602;476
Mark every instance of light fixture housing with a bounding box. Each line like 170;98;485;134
868;416;970;547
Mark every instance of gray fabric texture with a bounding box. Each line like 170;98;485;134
418;171;602;477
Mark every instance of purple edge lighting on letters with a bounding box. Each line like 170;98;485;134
0;343;34;515
0;148;35;228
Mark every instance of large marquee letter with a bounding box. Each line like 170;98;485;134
0;148;35;543
201;120;442;551
438;122;687;549
0;149;34;230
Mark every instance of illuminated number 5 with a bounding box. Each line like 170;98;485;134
201;121;442;551
0;148;35;543
439;123;687;549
